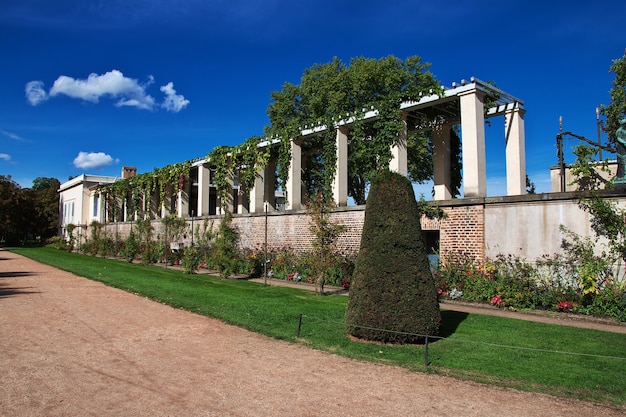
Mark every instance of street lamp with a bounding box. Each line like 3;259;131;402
191;210;195;246
264;200;268;286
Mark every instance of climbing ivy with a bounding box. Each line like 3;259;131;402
206;136;270;211
99;160;194;219
266;55;444;203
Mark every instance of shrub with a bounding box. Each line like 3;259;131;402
181;246;201;274
213;212;240;279
123;230;139;263
345;171;441;343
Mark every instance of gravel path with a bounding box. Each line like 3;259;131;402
0;249;624;416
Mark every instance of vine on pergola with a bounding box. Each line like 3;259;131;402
265;55;445;203
99;159;195;219
206;136;270;211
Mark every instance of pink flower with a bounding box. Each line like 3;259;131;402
490;295;504;307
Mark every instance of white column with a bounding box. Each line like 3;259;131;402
460;89;487;197
389;114;408;176
250;169;265;213
332;126;349;206
433;124;452;200
505;106;527;196
161;185;172;218
237;174;249;214
197;165;210;216
286;140;302;210
177;188;189;218
99;192;106;223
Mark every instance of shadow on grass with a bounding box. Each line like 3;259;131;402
438;310;470;339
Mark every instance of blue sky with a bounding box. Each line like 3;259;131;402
1;0;625;197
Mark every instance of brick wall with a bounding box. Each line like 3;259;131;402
233;207;365;256
97;192;626;265
95;204;485;260
438;204;485;261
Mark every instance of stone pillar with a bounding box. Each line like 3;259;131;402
250;169;265;213
237;173;249;214
161;185;172;218
433;124;452;200
332;126;349;206
99;192;106;223
177;188;189;218
389;114;408;176
505;106;527;196
286;140;302;210
459;89;487;197
197;165;210;216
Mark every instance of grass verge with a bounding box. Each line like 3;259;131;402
9;246;626;407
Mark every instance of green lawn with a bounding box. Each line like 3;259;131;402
9;246;626;406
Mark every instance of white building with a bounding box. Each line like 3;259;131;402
57;171;126;236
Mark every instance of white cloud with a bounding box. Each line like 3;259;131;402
49;70;156;110
160;82;189;112
26;70;189;112
73;151;119;170
25;80;48;105
1;130;27;141
0;153;11;161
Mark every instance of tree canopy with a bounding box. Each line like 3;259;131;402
600;50;626;143
0;176;60;244
265;55;446;203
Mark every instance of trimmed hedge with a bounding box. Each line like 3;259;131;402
345;171;441;343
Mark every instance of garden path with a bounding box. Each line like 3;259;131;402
1;249;623;416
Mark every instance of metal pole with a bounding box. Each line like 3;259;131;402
191;210;194;246
424;336;429;366
297;313;303;338
596;107;603;161
558;116;566;193
264;201;268;286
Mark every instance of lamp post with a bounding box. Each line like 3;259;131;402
264;200;268;286
596;107;604;161
191;210;195;246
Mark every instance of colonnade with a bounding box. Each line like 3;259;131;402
99;79;526;221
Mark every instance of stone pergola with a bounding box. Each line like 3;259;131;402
242;77;526;212
106;77;526;219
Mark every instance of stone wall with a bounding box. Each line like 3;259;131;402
96;190;626;264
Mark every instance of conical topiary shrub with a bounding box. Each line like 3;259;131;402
345;170;441;343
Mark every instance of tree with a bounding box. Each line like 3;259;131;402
213;212;240;279
306;192;345;294
29;177;61;240
600;50;626;143
345;171;441;344
567;52;626;265
265;55;445;203
0;175;26;244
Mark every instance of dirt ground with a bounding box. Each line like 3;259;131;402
1;249;624;417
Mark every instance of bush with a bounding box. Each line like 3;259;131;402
181;246;201;274
345;171;441;343
123;230;139;263
213;212;240;279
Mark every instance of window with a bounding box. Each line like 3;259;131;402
93;195;99;217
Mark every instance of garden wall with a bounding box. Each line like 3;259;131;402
98;190;626;263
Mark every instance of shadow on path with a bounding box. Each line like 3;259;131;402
0;281;39;298
0;271;35;279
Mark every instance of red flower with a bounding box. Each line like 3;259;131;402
490;295;504;307
557;301;574;311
